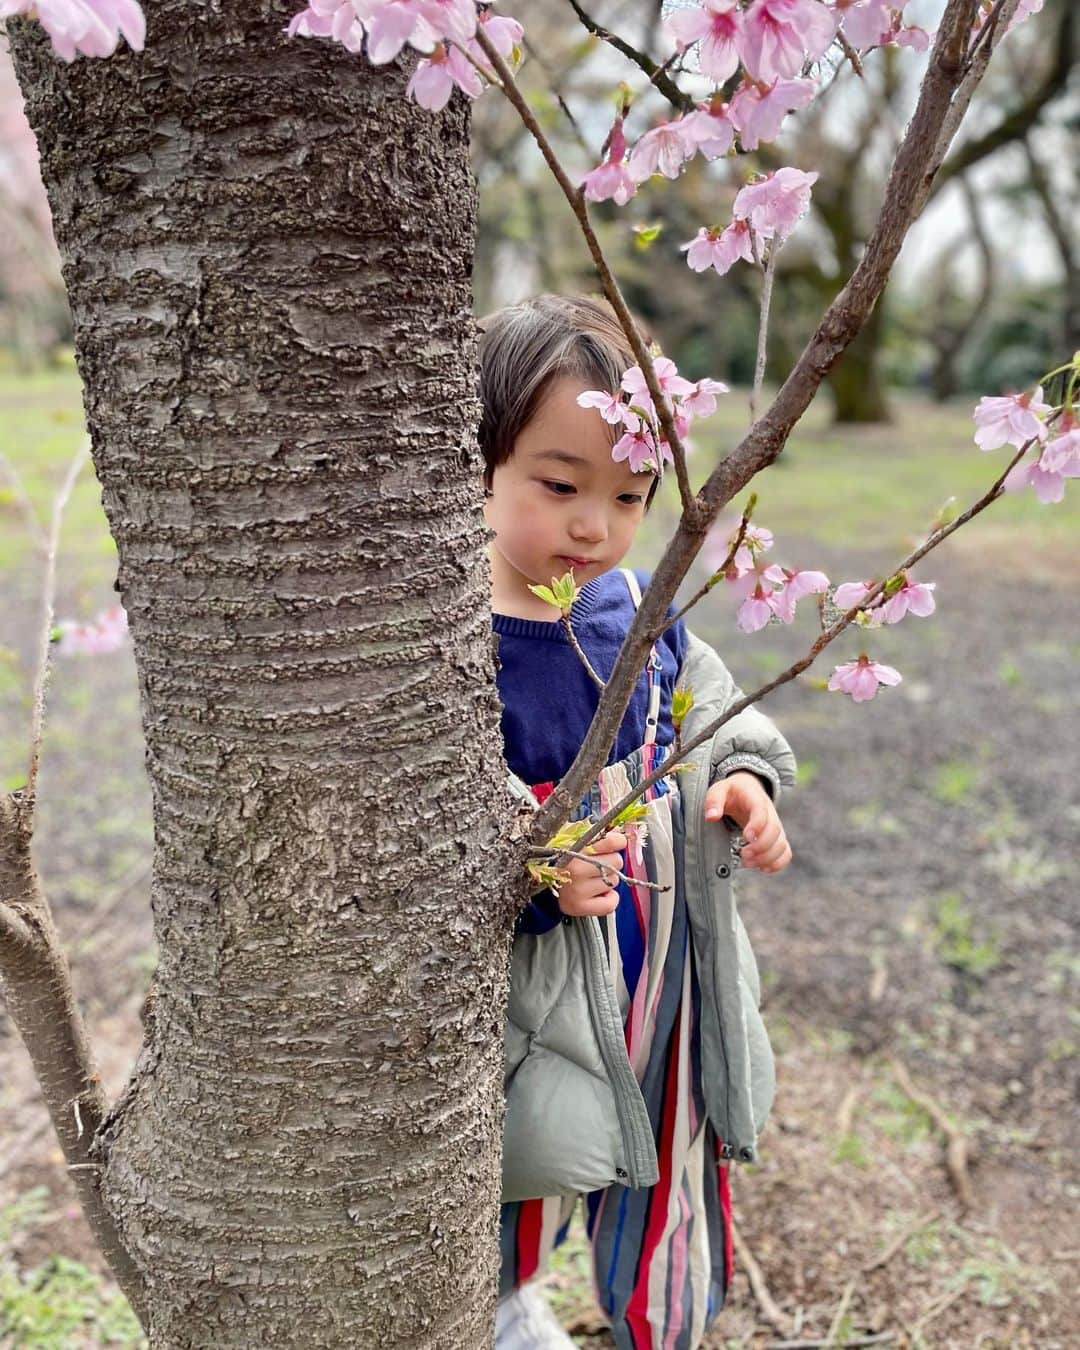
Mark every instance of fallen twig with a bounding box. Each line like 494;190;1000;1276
836;1086;859;1137
766;1333;896;1350
732;1218;791;1336
890;1059;975;1211
824;1278;856;1347
911;1283;968;1334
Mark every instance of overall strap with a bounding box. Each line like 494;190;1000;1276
620;569;663;750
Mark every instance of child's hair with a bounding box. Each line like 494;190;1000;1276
478;293;658;506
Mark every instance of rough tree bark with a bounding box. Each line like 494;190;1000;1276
7;3;517;1345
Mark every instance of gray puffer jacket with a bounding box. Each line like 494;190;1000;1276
503;629;797;1203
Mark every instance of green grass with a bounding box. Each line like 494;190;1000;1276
0;1191;145;1348
931;892;1002;980
931;759;981;805
0;370;114;592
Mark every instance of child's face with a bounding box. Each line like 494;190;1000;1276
484;375;652;610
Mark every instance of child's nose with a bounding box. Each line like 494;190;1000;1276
570;506;608;543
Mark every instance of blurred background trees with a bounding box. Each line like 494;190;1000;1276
468;0;1076;421
0;0;1075;401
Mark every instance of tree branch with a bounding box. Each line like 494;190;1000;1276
564;0;693;113
531;0;989;838
751;243;779;422
473;23;698;520
932;0;1068;196
562;428;1034;857
561;613;606;689
0;791;149;1323
25;438;89;815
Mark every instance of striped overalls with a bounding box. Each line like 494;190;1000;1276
499;578;734;1350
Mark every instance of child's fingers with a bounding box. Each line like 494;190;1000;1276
761;842;793;874
569;851;623;882
585;830;627;853
742;802;774;845
759;840;792;873
560;889;619;917
744;832;790;871
741;817;780;858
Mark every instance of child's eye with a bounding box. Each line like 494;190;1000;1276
618;493;645;505
542;480;576;496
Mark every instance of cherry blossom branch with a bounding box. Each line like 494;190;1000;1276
564;432;1032;858
836;30;865;80
529;845;670;894
561;613;606;690
473;24;698;518
660;501;754;636
531;0;988;840
564;0;692;114
751;243;779;422
924;0;1030;205
25;439;89;816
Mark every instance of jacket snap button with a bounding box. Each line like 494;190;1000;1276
739;1146;754;1162
715;863;730;879
615;1167;628;1179
719;1142;734;1159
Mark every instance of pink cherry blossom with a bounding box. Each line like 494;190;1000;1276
364;0;426;63
628;120;693;183
737;585;778;633
5;0;146;61
577;389;630;425
770;567;830;622
734;166;818;240
1002;442;1079;504
738;0;837;84
729;76;817;151
665;0;743;83
879;574;936;624
678;102;735;160
1008;0;1044;32
832;579;875;611
1041;415;1080;475
972;386;1052;450
406;41;482;109
622;357;695;402
827;654;902;702
582;117;637;206
474;9;522;60
416;0;476;45
681;219;754;275
728;523;774;572
288;1;365;50
612;426;666;474
893;23;931;50
54;605;129;655
835;0;893;49
682;377;730;419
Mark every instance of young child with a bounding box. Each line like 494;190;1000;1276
481;294;796;1350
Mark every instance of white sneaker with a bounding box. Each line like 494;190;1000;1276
495;1282;579;1349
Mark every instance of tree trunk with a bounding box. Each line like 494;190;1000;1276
827;298;892;424
9;5;516;1346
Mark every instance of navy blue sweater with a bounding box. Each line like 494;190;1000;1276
493;568;688;788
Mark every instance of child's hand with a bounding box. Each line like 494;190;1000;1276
556;830;627;917
704;772;792;874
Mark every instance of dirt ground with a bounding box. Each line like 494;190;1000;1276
1;515;1077;1345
